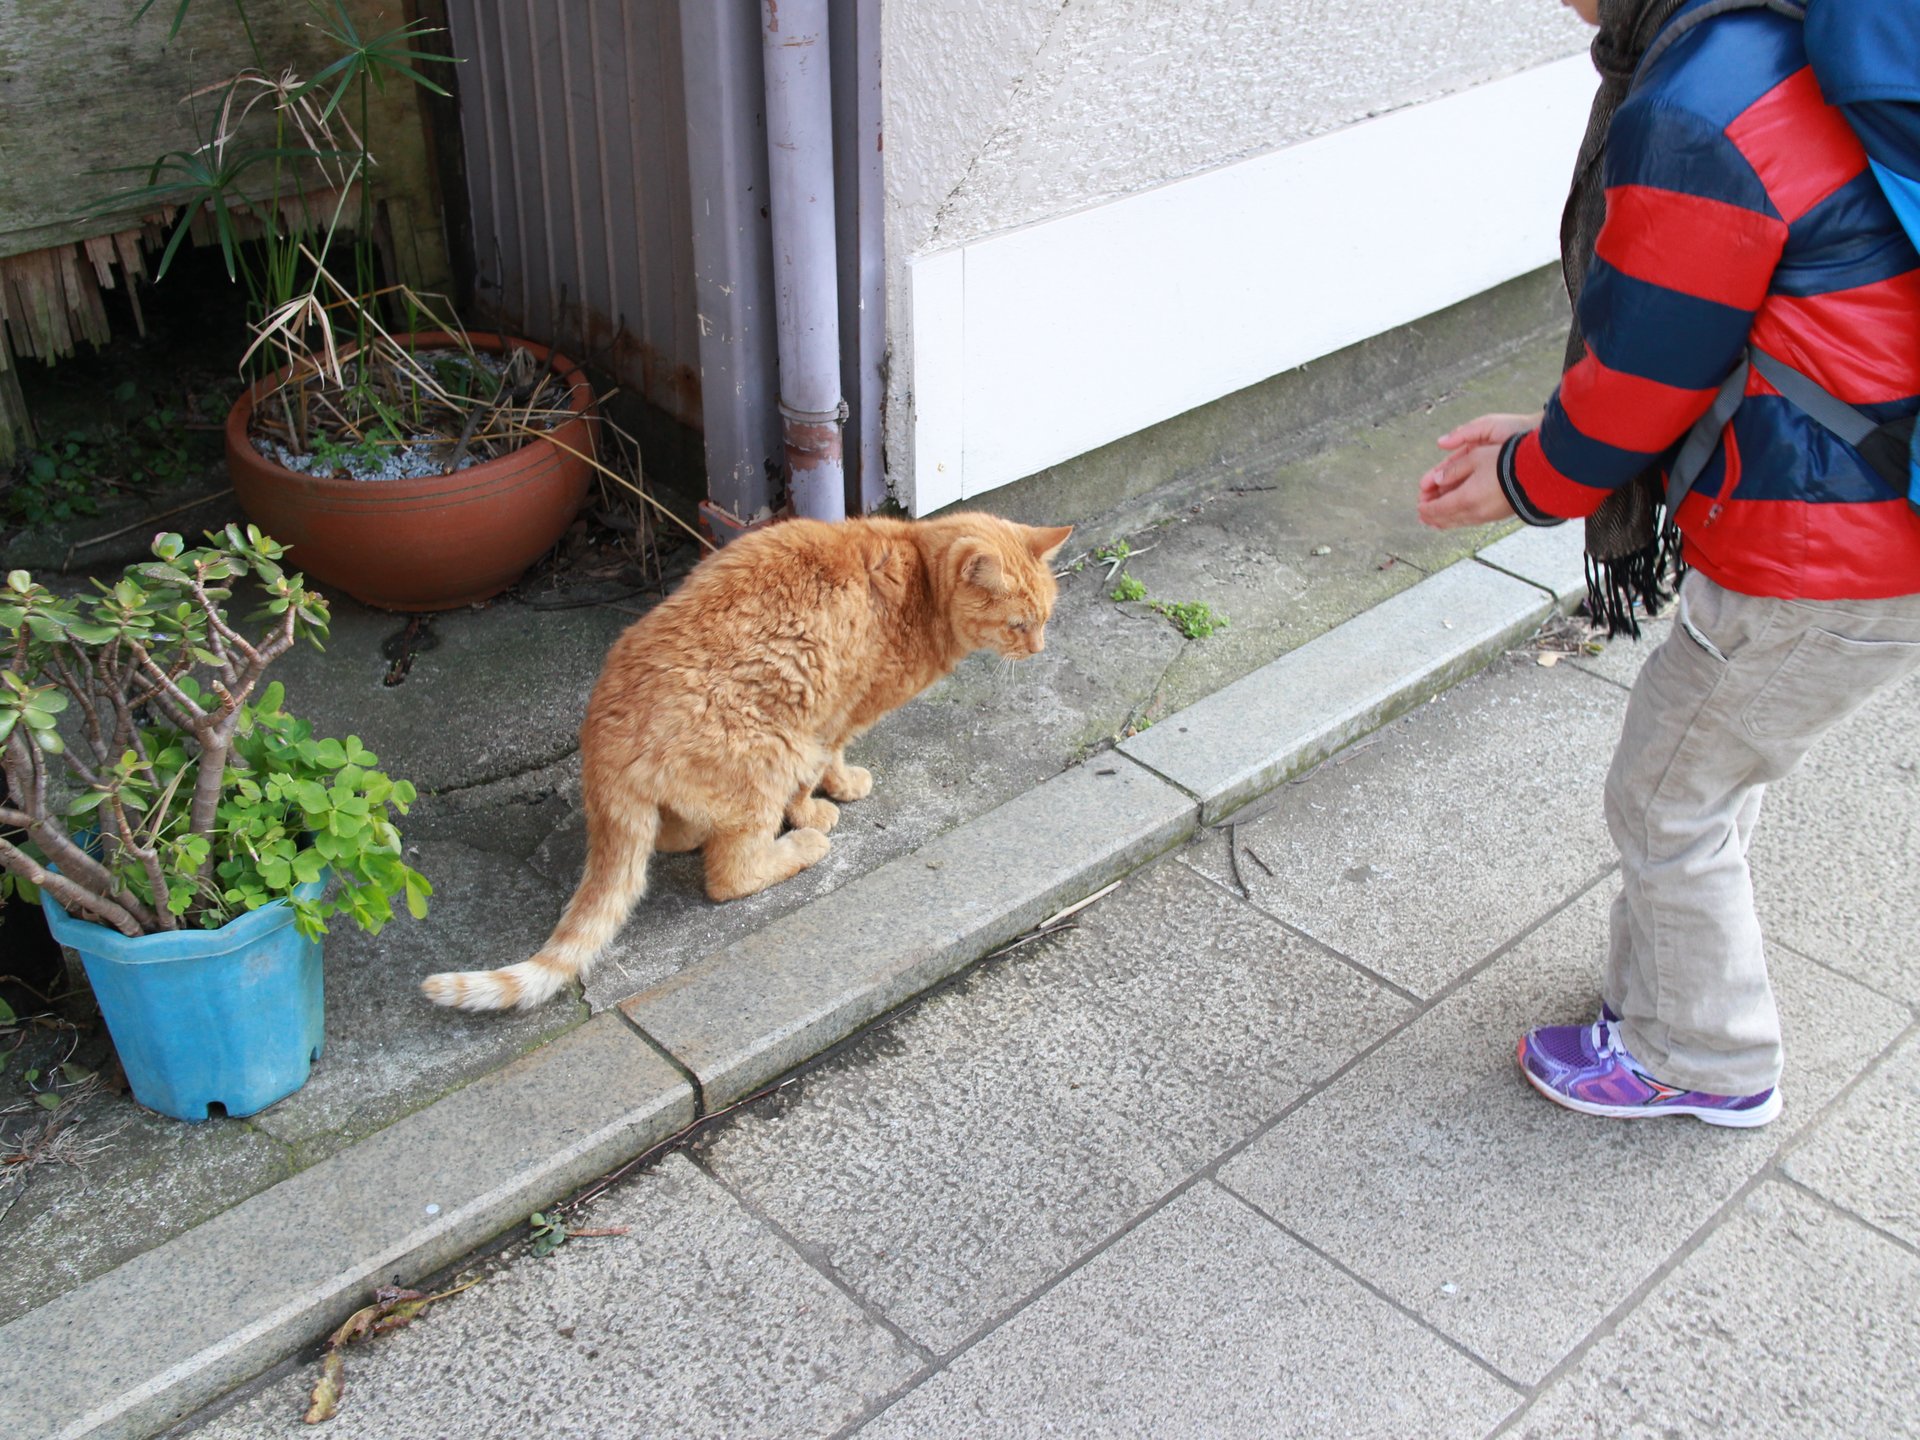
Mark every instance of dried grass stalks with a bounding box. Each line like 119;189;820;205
249;256;711;552
242;257;550;461
0;1075;127;1224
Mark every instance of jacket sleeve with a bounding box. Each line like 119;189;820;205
1507;97;1789;522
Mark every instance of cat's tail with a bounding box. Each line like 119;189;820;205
420;800;659;1012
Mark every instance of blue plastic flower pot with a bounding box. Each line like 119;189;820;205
40;879;328;1122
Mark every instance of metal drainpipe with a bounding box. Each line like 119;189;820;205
762;0;847;521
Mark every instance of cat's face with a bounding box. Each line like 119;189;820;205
951;521;1073;659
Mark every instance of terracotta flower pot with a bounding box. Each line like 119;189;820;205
226;332;595;611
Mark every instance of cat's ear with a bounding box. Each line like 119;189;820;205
1025;524;1073;564
957;543;1009;594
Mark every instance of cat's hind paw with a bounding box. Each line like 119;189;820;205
785;826;832;867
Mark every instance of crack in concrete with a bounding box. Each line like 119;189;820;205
423;742;583;799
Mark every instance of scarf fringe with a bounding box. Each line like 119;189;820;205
1583;514;1685;639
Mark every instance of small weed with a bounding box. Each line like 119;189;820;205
14;443;102;525
1104;565;1227;639
527;1207;629;1258
1093;539;1132;566
308;431;390;478
1151;599;1228;639
528;1210;569;1257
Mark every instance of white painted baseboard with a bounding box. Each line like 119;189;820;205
907;53;1595;514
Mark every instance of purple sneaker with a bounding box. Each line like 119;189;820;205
1518;1015;1781;1127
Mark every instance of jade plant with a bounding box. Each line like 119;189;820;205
0;525;429;940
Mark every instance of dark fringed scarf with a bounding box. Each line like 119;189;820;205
1562;0;1806;634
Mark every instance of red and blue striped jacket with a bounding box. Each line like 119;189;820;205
1504;2;1920;600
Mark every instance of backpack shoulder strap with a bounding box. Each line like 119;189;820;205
1669;347;1889;515
1749;350;1877;445
1666;358;1751;515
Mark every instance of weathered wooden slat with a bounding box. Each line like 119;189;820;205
0;343;31;461
0;0;448;277
0;0;453;455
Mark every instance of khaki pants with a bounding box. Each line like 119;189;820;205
1604;570;1920;1095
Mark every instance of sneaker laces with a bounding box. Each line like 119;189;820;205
1589;1015;1621;1060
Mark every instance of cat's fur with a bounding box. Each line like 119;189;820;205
421;513;1072;1011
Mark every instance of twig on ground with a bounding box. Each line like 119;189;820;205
304;1275;483;1423
63;490;231;567
985;922;1081;961
564;1074;807;1214
1286;729;1389;786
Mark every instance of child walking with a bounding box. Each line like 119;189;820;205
1419;0;1920;1125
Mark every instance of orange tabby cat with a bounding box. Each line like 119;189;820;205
421;512;1072;1011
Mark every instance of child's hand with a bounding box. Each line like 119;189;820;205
1417;411;1542;529
1418;442;1513;529
1432;413;1541;453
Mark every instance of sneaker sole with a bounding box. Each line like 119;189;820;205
1517;1039;1782;1128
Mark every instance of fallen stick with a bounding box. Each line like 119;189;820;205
63;489;230;568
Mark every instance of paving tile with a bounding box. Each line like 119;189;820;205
1120;560;1554;823
191;1154;920;1440
620;756;1197;1108
1749;671;1920;1005
1186;653;1625;996
1216;887;1909;1386
860;1181;1517;1440
1785;1028;1920;1250
265;597;631;795
1510;1182;1920;1439
0;1014;691;1440
697;860;1410;1353
1564;612;1671;690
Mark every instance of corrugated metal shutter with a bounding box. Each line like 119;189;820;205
442;0;702;431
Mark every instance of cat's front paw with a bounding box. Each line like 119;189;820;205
823;764;873;802
786;796;840;832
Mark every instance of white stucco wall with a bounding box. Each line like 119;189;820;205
883;0;1597;509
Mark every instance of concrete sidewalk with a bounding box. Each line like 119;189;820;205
181;564;1920;1438
20;307;1905;1437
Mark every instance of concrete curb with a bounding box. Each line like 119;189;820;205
1120;558;1557;824
619;753;1199;1110
6;528;1585;1440
0;1017;694;1440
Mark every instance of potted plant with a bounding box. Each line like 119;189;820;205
103;1;598;611
0;525;430;1121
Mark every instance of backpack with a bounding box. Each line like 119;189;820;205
1660;0;1920;518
